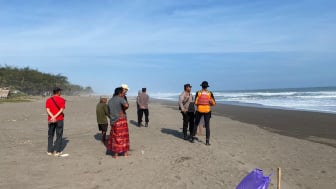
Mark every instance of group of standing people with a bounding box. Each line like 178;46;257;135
179;81;216;146
46;81;213;159
46;84;132;158
96;85;149;158
95;85;131;158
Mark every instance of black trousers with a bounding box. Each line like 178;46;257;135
181;111;194;137
48;120;64;153
193;111;211;141
138;109;149;123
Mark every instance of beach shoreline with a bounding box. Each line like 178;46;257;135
1;96;335;189
152;98;336;147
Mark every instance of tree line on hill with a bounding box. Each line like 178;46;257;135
0;65;93;96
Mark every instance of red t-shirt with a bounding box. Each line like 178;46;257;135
45;95;66;121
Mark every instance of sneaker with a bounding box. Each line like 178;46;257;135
54;152;63;157
145;122;148;127
47;152;53;156
60;153;69;157
206;140;211;146
190;137;195;143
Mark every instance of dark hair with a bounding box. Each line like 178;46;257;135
184;83;192;90
142;88;146;92
113;87;123;96
53;87;62;94
200;81;209;88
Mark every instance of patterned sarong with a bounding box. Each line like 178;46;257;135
107;117;130;153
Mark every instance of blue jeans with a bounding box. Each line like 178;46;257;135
48;120;64;153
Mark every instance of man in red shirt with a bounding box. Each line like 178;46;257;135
46;87;66;156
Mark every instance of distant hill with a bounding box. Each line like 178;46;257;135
0;65;93;95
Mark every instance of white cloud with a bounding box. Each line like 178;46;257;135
0;0;335;56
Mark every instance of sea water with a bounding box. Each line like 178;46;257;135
151;87;336;114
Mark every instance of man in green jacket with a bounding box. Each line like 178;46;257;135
96;96;110;145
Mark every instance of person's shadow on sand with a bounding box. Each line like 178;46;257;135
94;133;110;141
94;133;103;141
161;128;184;139
129;120;139;127
60;137;69;152
94;133;110;147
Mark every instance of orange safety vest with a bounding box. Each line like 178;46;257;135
195;90;215;113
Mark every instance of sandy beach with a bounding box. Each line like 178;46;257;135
1;96;336;189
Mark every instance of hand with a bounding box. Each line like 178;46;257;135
49;117;56;123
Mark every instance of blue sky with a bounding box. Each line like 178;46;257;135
0;0;335;95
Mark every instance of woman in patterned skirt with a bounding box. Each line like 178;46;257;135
107;87;130;158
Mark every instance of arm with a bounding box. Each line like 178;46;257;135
46;108;54;118
46;99;55;122
46;107;64;122
138;95;143;108
194;91;199;106
54;108;64;118
123;102;129;110
178;93;187;112
104;104;111;118
210;92;216;106
121;97;129;110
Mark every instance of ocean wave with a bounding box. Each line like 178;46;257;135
152;87;336;114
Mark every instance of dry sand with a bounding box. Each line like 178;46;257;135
1;96;335;189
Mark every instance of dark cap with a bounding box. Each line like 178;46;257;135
142;88;147;92
53;87;62;94
184;83;192;89
200;81;209;88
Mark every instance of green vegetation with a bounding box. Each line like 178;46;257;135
0;65;93;96
0;93;32;103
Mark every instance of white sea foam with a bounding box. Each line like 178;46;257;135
152;87;336;114
215;88;336;113
151;92;180;101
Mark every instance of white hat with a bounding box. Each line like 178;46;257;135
121;84;130;90
100;96;108;99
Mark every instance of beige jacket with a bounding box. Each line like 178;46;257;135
137;92;149;109
179;91;194;112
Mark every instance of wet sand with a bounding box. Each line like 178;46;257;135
0;96;335;188
212;104;336;147
157;99;336;147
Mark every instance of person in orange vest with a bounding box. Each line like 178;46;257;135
191;81;216;145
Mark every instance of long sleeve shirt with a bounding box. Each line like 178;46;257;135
179;91;194;112
96;102;110;124
137;92;149;109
